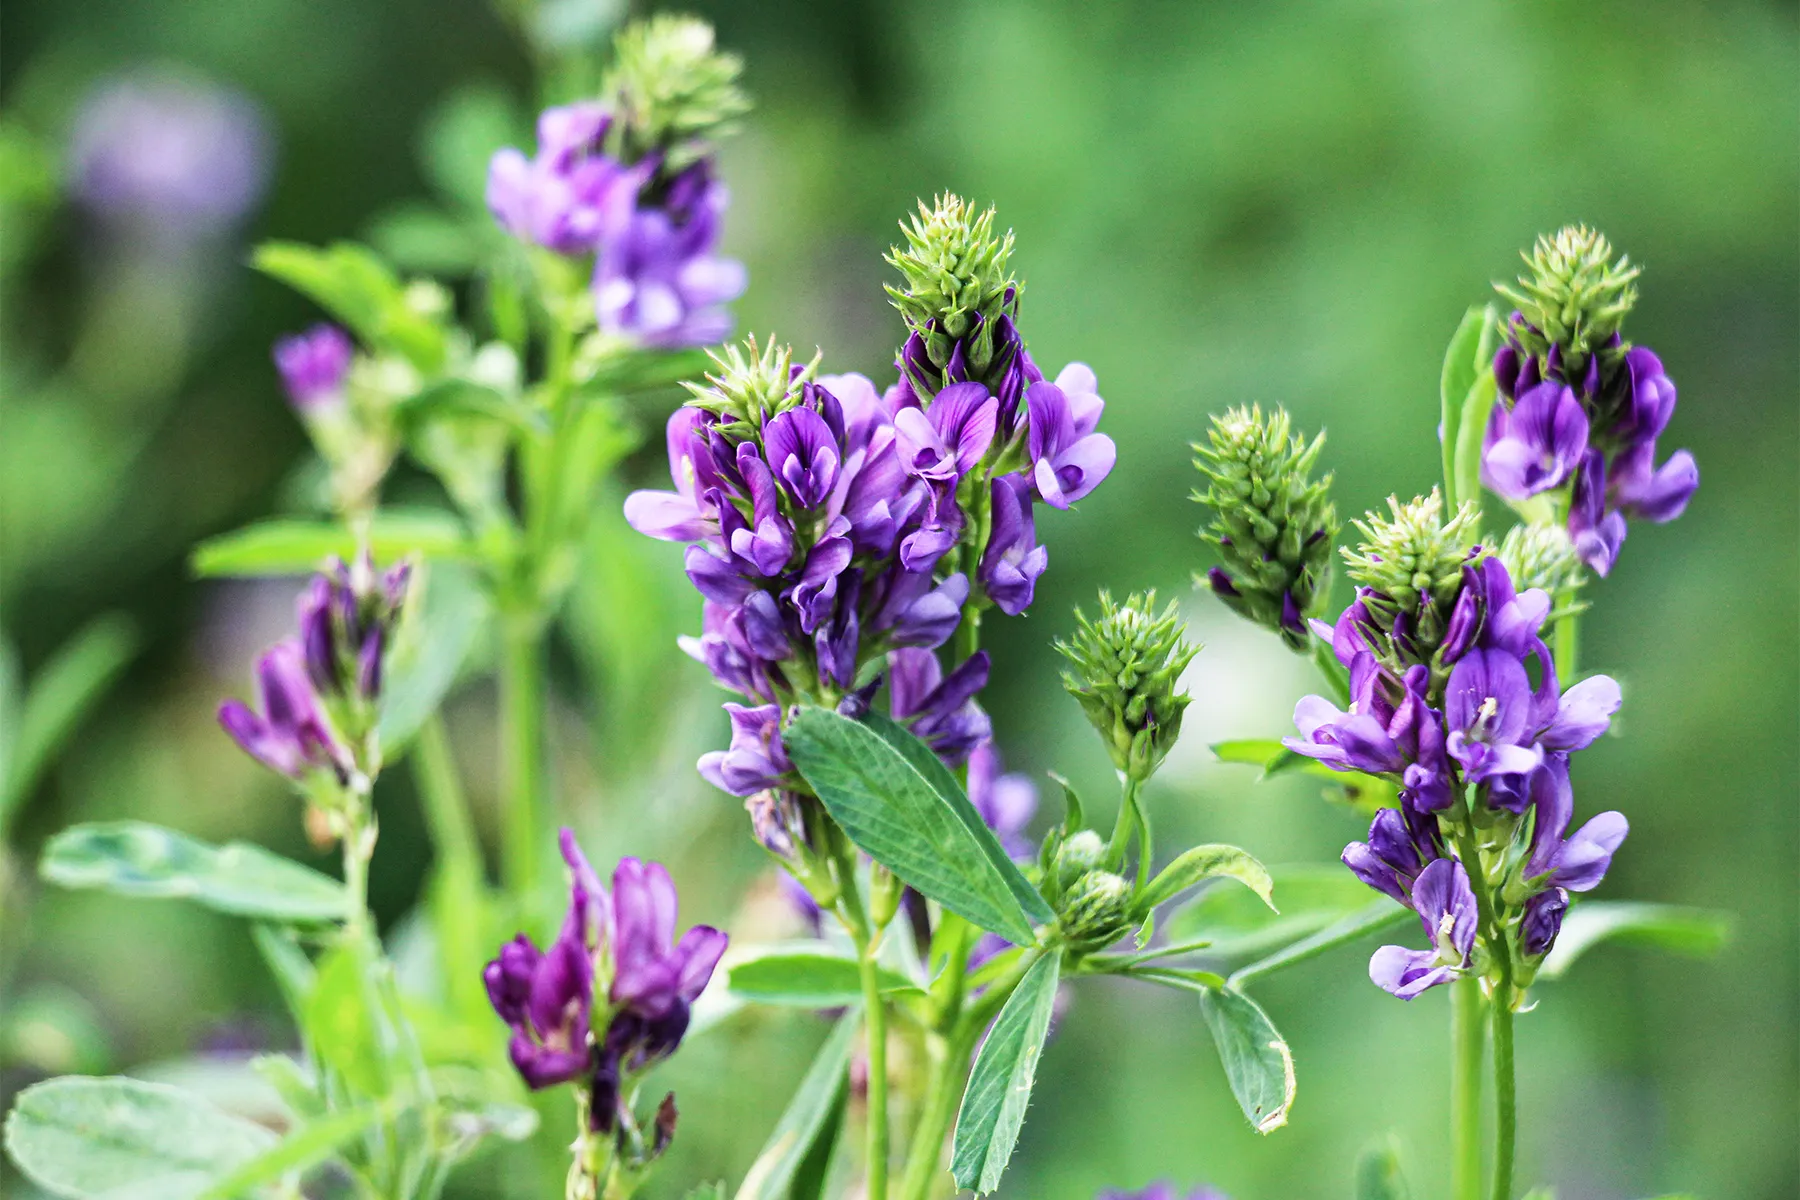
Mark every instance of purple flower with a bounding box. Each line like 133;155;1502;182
1524;756;1629;892
1614;346;1678;446
217;642;349;781
1368;858;1478;999
726;449;796;577
1098;1185;1229;1200
487;103;641;255
607;856;729;1020
1609;437;1699;523
893;382;998;484
594;165;745;348
1443;648;1545;783
1521;887;1569;958
697;703;792;796
1342;806;1441;906
273;325;353;412
70;71;272;237
295;554;410;705
624;408;727;542
1025;364;1115;508
763;407;841;509
1481;381;1588;501
889;648;992;765
875;571;968;650
1285;661;1435;778
980;474;1048;616
1568;449;1628;576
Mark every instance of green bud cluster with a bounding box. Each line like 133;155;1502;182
1341;491;1480;669
682;334;819;434
1059;868;1134;949
1494;225;1640;374
1057;591;1200;782
884;194;1019;372
1192;405;1338;651
605;15;750;173
1051;829;1108;894
1497;522;1586;600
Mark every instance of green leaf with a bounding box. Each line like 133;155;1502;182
784;706;1049;945
250;926;317;1027
377;563;489;751
3;1075;277;1200
1452;372;1499;516
1138;844;1275;915
1439;305;1494;508
1537;901;1733;982
394;377;544;437
1164;865;1385;959
366;203;482;275
252;241;446;372
1355;1134;1411;1200
1198;985;1296;1134
301;941;389;1099
1;614;137;829
951;952;1061;1194
190;509;473;578
728;951;922;1008
1209;738;1286;767
42;823;346;924
734;1010;859;1200
196;1104;383;1199
1228;898;1411;989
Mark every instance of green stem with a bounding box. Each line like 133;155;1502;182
1490;965;1517;1200
500;613;548;913
1451;975;1487;1200
860;943;890;1200
1105;774;1142;872
1552;591;1579;680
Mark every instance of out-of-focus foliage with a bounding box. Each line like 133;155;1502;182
1;1;1793;1198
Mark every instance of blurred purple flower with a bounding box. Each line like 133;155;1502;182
216;641;349;782
272;324;352;412
594;163;745;348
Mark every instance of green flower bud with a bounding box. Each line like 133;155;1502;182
1340;490;1480;670
1060;868;1134;948
1192;405;1338;651
682;334;819;434
1057;591;1200;782
1494;225;1640;375
1497;522;1586;600
1052;829;1108;894
605;15;750;172
884;194;1019;370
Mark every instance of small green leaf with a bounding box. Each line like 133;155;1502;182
42;823;346;924
250;926;317;1026
197;1103;383;1199
1209;739;1286;767
3;1076;277;1200
1198;985;1296;1134
735;1010;859;1200
1452;372;1499;515
784;706;1048;945
951;953;1061;1194
728;951;921;1008
1045;770;1084;832
1439;305;1494;508
1165;865;1385;959
302;941;389;1099
1;614;137;829
1537;901;1732;981
1138;844;1275;915
377;563;489;751
190;509;473;578
1355;1134;1411;1200
1229;898;1412;989
252;241;446;372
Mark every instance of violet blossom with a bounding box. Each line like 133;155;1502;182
1480;381;1588;501
217;641;350;783
1026;364;1116;508
696;703;792;796
1368;858;1478;999
272;325;353;412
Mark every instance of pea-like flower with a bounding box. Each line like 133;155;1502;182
1368;858;1478;999
1025;365;1116;509
696;703;791;796
217;642;350;783
1480;380;1588;501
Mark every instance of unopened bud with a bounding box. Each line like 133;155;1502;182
682;334;818;433
1056;590;1199;781
1052;829;1107;893
1340;490;1479;667
884;194;1018;368
1494;225;1639;376
1060;869;1133;947
1497;522;1585;600
604;16;749;172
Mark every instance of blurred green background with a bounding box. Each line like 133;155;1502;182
3;1;1795;1197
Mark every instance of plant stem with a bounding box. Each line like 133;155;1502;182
500;612;547;914
860;942;890;1200
1105;774;1141;871
1490;970;1517;1200
1552;591;1579;680
1451;975;1486;1200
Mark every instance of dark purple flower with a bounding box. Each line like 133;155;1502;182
1342;806;1441;906
726;449;795;577
697;703;791;796
607;856;728;1020
1609;438;1699;523
1521;887;1569;958
875;570;968;649
1613;346;1678;447
788;518;855;633
1025;365;1115;508
594;166;745;348
813;570;864;688
889;648;992;765
1285;661;1434;777
294;554;410;706
217;642;349;781
679;600;776;701
1567;449;1628;576
980;474;1049;616
1524;755;1628;892
273;325;353;412
624;408;725;542
1481;382;1588;502
893;382;997;484
1368;858;1478;999
1443;648;1544;784
763;407;841;509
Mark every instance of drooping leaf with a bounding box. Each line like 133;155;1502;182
196;1104;384;1200
1198;985;1296;1134
1355;1134;1412;1200
191;510;473;578
950;953;1061;1194
734;1010;859;1200
1;614;137;829
1537;901;1732;982
784;706;1048;945
1164;865;1379;960
1138;844;1275;915
302;940;390;1099
1440;305;1496;509
3;1075;277;1200
42;823;346;924
252;241;446;372
728;951;922;1008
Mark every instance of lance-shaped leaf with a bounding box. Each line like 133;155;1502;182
3;1075;277;1200
1164;864;1379;960
728;951;922;1008
253;240;447;372
1;614;137;831
1537;901;1732;981
735;1010;859;1200
196;1104;385;1200
42;822;346;924
951;952;1061;1194
1451;373;1499;516
1137;844;1275;916
784;706;1050;945
1225;896;1412;988
1198;985;1296;1134
190;509;473;578
1439;304;1498;510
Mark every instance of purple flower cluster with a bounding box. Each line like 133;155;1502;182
1486;317;1697;575
1288;554;1628;996
484;830;726;1131
487;102;744;347
273;324;353;412
629;348;1112;794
